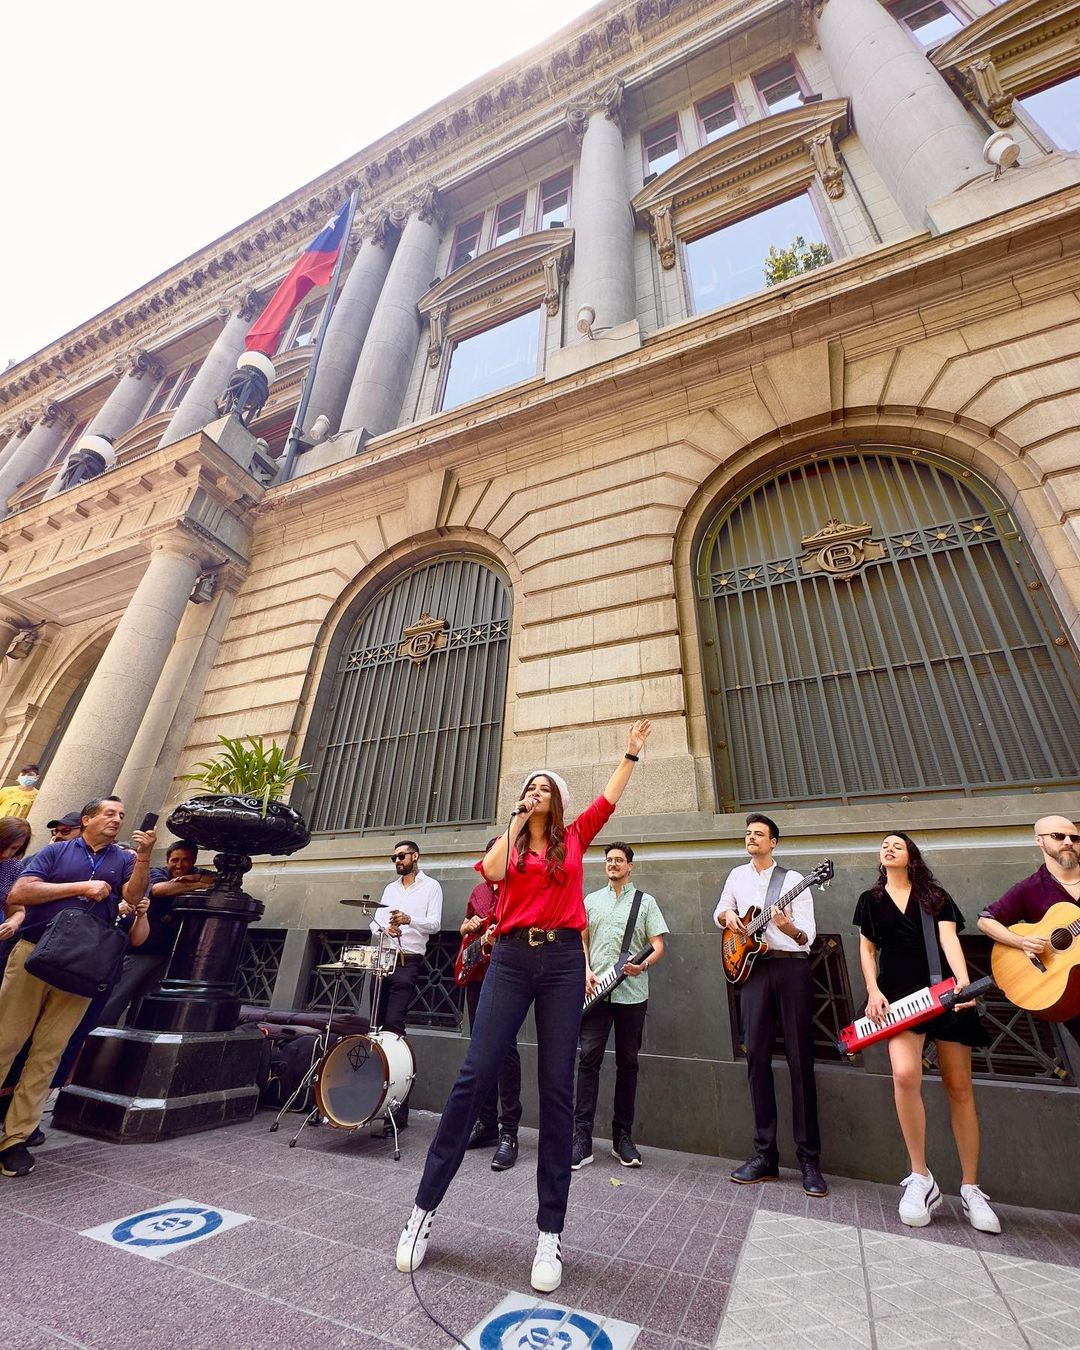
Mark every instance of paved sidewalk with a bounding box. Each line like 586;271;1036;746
2;1108;1078;1348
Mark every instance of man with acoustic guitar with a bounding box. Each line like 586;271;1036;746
714;813;827;1198
459;838;522;1172
978;814;1080;1043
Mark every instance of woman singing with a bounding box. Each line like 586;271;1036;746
396;719;652;1292
854;833;1000;1233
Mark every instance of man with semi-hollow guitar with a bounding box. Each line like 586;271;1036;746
714;813;827;1198
978;814;1080;1046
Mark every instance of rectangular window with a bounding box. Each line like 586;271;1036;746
538;170;572;230
888;0;965;44
450;215;484;271
696;88;741;144
144;359;202;418
491;193;527;248
49;417;90;467
276;297;325;354
441;307;542;411
685;193;831;313
643;115;681;178
753;58;807;115
1019;73;1080;152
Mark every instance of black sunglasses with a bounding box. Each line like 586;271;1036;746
1038;832;1080;845
391;851;415;862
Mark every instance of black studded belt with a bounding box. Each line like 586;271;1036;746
502;927;581;947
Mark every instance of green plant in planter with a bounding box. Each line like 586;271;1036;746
181;735;310;817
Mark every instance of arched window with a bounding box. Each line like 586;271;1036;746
306;556;511;833
696;447;1080;808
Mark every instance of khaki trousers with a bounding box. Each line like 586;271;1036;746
0;940;90;1150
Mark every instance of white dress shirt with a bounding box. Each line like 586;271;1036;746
371;868;443;957
713;860;815;953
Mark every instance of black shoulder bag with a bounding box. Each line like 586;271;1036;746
24;901;129;998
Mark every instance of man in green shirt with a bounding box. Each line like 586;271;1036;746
572;841;668;1169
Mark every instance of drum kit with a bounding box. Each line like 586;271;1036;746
269;917;416;1160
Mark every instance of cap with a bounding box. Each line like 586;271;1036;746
47;811;82;830
519;769;570;811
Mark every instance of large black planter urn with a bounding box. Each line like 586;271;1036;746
54;795;310;1143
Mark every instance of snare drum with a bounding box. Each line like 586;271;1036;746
341;945;399;976
314;1031;415;1129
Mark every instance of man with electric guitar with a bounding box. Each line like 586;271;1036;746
457;839;522;1171
978;815;1080;1040
572;842;668;1170
714;813;828;1198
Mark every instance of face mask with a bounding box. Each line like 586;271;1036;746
16;775;37;788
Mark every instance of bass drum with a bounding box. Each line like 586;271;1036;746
314;1031;415;1129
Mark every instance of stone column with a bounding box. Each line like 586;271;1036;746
159;293;264;448
567;79;636;331
303;212;396;435
0;404;73;516
340;184;444;438
809;0;988;229
0;421;29;478
29;532;206;831
85;348;165;440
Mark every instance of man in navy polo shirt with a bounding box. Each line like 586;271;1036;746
0;795;154;1177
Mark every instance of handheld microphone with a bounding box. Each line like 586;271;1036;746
512;803;530;816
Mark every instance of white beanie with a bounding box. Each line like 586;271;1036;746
519;768;570;812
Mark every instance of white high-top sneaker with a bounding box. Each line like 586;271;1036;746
395;1205;436;1272
531;1230;563;1292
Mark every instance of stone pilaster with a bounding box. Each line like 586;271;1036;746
339;184;445;439
566;80;636;331
302;210;396;436
808;0;987;230
85;348;166;440
159;293;265;448
0;403;74;517
29;532;207;832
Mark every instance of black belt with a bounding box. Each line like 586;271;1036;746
502;927;581;947
761;950;808;960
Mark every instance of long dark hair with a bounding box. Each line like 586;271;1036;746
513;775;567;882
0;816;31;859
873;831;947;915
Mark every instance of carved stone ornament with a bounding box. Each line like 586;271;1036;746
38;400;73;429
966;59;1015;127
410;182;447;231
398;612;449;664
542;250;570;316
357;208;395;248
797;0;827;41
126;348;166;382
427;306;447;368
800;519;885;580
566;78;625;141
806;132;845;199
650;205;677;270
236;289;266;322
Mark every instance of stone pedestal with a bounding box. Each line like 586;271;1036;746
52;1024;265;1142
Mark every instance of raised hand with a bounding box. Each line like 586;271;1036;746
627;719;652;757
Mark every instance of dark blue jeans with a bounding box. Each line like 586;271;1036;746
416;932;584;1232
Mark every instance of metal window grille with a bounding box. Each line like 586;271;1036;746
236;928;286;1007
306;556;511;834
697;447;1080;809
920;935;1075;1084
406;932;466;1030
305;931;371;1014
729;933;856;1064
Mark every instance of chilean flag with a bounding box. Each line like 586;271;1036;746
244;206;350;357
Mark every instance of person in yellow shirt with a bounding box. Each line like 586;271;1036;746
0;766;40;820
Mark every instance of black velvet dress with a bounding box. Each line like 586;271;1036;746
852;888;989;1047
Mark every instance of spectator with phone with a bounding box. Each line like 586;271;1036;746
97;836;213;1027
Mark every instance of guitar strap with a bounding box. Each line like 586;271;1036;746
618;889;645;961
764;865;788;915
918;903;943;986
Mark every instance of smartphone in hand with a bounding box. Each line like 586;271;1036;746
139;812;159;832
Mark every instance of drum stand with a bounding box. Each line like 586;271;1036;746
368;926;408;1162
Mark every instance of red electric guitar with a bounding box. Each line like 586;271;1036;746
453;922;497;986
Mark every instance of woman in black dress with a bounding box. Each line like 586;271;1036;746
854;832;1000;1233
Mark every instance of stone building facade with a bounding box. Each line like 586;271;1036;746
1;0;1079;1206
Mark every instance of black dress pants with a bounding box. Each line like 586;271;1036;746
371;953;423;1121
465;979;522;1133
574;998;648;1142
739;955;820;1165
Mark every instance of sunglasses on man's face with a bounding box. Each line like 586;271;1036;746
391;851;415;863
1039;832;1080;845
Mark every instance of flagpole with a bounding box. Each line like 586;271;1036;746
278;187;360;484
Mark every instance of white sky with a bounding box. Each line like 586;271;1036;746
1;0;603;370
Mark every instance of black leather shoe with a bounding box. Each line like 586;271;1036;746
26;1128;46;1149
491;1131;518;1172
730;1155;780;1185
466;1121;499;1150
801;1162;828;1197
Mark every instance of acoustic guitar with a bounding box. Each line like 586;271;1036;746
721;860;834;986
989;901;1080;1021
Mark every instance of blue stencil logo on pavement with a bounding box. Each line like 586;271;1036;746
466;1294;639;1350
80;1198;251;1261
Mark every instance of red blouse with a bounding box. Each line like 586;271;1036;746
476;795;615;932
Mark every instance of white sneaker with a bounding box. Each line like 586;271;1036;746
961;1183;1002;1234
898;1171;941;1227
531;1230;563;1292
395;1205;436;1272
